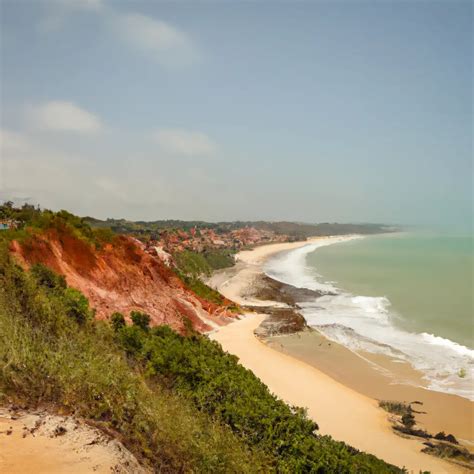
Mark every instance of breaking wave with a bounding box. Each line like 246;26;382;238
264;240;474;401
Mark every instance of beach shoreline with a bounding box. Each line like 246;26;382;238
208;236;473;472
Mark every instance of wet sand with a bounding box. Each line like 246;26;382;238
267;330;474;444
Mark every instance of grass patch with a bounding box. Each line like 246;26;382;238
202;248;235;270
173;249;237;306
173;250;211;277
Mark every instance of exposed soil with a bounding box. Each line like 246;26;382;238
0;406;150;474
10;229;237;333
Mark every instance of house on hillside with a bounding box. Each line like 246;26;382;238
0;219;19;230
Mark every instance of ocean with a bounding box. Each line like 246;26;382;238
264;233;474;400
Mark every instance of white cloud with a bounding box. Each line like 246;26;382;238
38;0;104;32
110;13;200;67
27;101;103;133
38;1;199;67
153;129;217;156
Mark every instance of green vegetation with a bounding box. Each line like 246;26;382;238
202;248;236;270
84;215;394;239
0;240;402;472
173;248;236;277
181;274;226;305
0;248;270;472
379;400;412;417
422;441;474;465
174;249;212;277
115;322;403;472
173;249;237;306
0;202;115;248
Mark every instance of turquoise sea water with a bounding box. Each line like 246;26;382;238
264;232;474;399
307;233;473;349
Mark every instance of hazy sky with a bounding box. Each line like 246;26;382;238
1;0;472;230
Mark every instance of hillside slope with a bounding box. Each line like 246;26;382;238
0;205;403;473
10;227;234;332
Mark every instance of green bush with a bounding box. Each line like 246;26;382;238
379;400;412;417
173;250;211;277
115;323;403;473
31;263;67;290
202;249;235;270
63;287;94;324
130;311;151;331
110;312;126;332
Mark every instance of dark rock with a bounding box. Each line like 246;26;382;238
248;306;309;337
244;274;325;306
54;425;67;437
393;425;431;439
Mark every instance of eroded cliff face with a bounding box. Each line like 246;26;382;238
10;229;235;332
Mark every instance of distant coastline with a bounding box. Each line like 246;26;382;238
208;236;473;471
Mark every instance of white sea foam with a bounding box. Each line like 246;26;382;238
264;238;474;400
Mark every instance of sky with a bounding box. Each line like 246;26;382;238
0;0;472;231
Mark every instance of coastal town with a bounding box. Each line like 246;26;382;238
144;225;289;259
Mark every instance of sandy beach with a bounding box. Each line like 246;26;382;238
208;236;473;473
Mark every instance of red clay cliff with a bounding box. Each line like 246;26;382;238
10;228;236;333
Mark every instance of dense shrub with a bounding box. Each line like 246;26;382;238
31;263;67;290
110;312;126;331
115;323;403;473
0;202;115;248
202;248;235;270
173;250;211;277
130;311;151;331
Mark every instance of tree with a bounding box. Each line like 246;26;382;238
0;201;14;219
